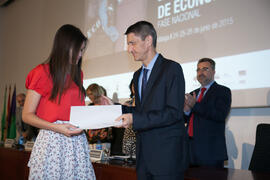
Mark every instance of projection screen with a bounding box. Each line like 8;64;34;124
82;0;270;107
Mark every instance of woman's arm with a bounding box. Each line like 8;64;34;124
22;90;82;137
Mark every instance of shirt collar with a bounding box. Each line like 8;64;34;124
202;80;215;90
142;53;159;71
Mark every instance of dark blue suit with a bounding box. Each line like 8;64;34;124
123;54;188;179
185;82;231;167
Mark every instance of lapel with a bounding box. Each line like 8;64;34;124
141;54;164;107
133;68;142;107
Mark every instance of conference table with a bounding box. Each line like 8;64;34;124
0;146;269;180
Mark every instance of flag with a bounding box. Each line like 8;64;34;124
1;86;7;141
6;85;11;129
7;85;16;139
4;85;11;140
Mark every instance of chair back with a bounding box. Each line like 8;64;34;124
249;123;270;172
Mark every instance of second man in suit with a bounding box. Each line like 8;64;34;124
184;58;232;168
117;21;188;180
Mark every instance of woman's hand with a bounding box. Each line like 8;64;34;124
53;123;83;137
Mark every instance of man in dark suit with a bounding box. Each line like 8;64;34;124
184;58;232;168
117;21;188;180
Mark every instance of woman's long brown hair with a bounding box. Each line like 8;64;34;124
45;24;87;103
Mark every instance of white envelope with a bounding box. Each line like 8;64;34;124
70;105;122;129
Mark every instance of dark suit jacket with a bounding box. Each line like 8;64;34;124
185;82;231;163
123;54;188;175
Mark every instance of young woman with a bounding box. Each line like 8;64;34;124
22;24;96;179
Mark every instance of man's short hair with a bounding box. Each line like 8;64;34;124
125;21;157;48
198;58;216;70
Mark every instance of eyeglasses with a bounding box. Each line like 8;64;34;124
196;67;210;72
